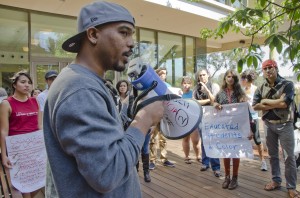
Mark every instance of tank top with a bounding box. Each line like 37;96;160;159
7;96;39;136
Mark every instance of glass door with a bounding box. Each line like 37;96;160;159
31;62;69;90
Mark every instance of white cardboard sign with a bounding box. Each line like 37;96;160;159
6;130;46;193
202;103;254;159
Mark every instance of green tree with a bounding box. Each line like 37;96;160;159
198;0;300;79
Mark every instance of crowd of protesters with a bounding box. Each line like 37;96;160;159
0;1;299;198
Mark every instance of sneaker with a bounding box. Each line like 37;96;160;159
261;160;268;171
163;160;175;167
149;162;156;170
200;165;209;171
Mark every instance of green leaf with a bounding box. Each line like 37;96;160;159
293;63;300;72
238;59;244;73
260;0;267;7
297;74;300;82
255;10;263;18
247;56;253;67
272;36;280;46
276;40;283;54
290;47;297;60
264;35;275;45
269;42;275;52
253;57;258;69
277;35;289;44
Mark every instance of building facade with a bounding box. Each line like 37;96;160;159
0;0;247;93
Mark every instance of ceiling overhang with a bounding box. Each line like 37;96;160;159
0;0;263;52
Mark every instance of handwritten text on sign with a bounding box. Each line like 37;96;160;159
6;130;46;193
202;103;253;159
160;99;202;139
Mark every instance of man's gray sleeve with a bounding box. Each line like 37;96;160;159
53;89;145;192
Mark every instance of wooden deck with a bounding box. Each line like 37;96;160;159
138;139;300;198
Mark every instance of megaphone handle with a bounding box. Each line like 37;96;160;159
131;81;158;117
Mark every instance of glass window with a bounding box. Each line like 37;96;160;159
139;29;157;68
158;32;183;87
195;38;207;72
0;8;29;95
30;13;76;59
185;37;195;82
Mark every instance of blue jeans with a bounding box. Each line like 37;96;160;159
265;121;297;189
142;132;151;154
199;129;220;171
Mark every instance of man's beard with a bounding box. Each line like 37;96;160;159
113;64;126;72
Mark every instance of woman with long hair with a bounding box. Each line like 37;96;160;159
213;69;248;190
0;70;42;198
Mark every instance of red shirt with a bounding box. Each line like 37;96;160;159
7;96;39;136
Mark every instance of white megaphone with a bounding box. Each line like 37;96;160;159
127;58;203;139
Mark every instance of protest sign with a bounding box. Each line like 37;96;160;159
202;102;253;159
5;130;46;193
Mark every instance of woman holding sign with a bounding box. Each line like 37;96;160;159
0;71;42;198
214;69;249;190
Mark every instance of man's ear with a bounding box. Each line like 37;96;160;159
86;27;98;45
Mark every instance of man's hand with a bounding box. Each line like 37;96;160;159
199;82;209;94
130;101;164;135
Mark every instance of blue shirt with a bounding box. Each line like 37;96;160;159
182;90;193;99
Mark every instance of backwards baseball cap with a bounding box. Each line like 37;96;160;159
262;59;277;69
45;70;58;79
62;1;135;53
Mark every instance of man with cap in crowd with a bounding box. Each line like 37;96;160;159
43;1;164;197
36;70;58;112
252;59;299;198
